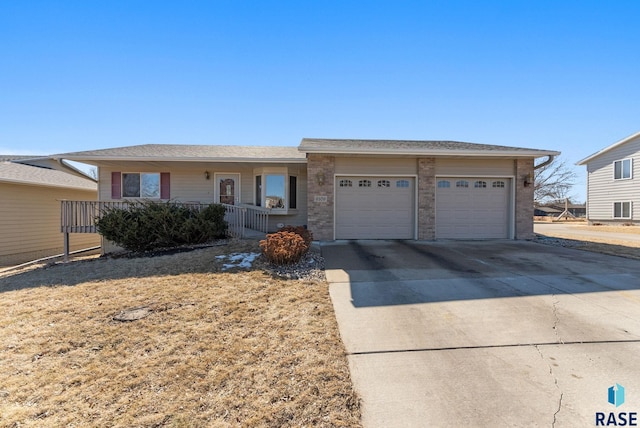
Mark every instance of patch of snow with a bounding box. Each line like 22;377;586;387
216;252;260;271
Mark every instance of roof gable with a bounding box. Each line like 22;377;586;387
577;130;640;165
0;162;97;190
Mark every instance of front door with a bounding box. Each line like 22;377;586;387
216;174;240;205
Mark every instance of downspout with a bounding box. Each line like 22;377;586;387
534;155;555;170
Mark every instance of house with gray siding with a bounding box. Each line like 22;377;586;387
577;131;640;224
53;138;557;249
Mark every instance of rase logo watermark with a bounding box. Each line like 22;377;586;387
610;384;626;408
596;383;637;426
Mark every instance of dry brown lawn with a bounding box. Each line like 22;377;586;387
536;223;640;259
575;224;640;235
0;241;361;427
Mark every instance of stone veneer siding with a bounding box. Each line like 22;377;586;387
418;157;436;240
306;154;335;240
515;158;535;239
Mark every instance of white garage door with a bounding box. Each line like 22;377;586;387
335;177;415;239
436;178;511;239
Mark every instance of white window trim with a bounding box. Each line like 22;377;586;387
613;201;632;219
613;158;633;180
122;172;161;199
253;167;297;214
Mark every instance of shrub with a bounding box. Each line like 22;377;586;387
260;231;308;265
277;225;313;247
95;201;227;252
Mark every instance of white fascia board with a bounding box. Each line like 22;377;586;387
576;130;640;166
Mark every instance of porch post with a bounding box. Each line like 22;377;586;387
63;232;70;263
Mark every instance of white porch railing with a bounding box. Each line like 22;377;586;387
241;204;270;233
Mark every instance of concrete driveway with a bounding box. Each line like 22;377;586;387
322;240;640;427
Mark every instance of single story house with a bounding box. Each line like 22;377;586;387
534;205;563;217
577;131;640;224
534;202;586;218
53;139;558;245
0;157;100;266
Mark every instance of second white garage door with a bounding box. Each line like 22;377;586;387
335;177;415;239
436;177;511;239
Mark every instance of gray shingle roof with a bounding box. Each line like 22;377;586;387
0;155;46;162
299;138;559;157
0;161;97;190
54;144;307;162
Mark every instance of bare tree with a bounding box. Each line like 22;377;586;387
534;157;576;203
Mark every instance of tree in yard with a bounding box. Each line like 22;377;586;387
534;156;577;204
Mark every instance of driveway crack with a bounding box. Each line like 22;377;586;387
551;294;564;345
535;344;564;428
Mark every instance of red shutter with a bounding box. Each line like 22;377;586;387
160;172;170;199
111;172;122;199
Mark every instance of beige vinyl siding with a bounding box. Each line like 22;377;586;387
585;135;640;221
0;183;100;266
98;162;308;232
334;157;417;175
435;158;515;176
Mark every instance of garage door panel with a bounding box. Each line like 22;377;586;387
436;177;511;239
336;176;415;239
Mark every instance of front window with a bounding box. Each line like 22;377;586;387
254;169;298;213
255;175;262;207
614;202;631;218
122;173;160;198
614;159;632;180
289;176;297;209
265;175;285;209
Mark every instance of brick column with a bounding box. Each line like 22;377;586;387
418;157;436;240
306;154;335;241
515;158;535;239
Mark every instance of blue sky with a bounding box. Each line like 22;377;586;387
1;1;639;202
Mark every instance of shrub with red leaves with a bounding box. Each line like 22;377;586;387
277;225;313;247
259;231;309;265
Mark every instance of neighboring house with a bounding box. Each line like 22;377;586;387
0;158;100;266
53;139;558;247
534;205;562;217
562;203;586;218
577;131;640;224
534;202;586;218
